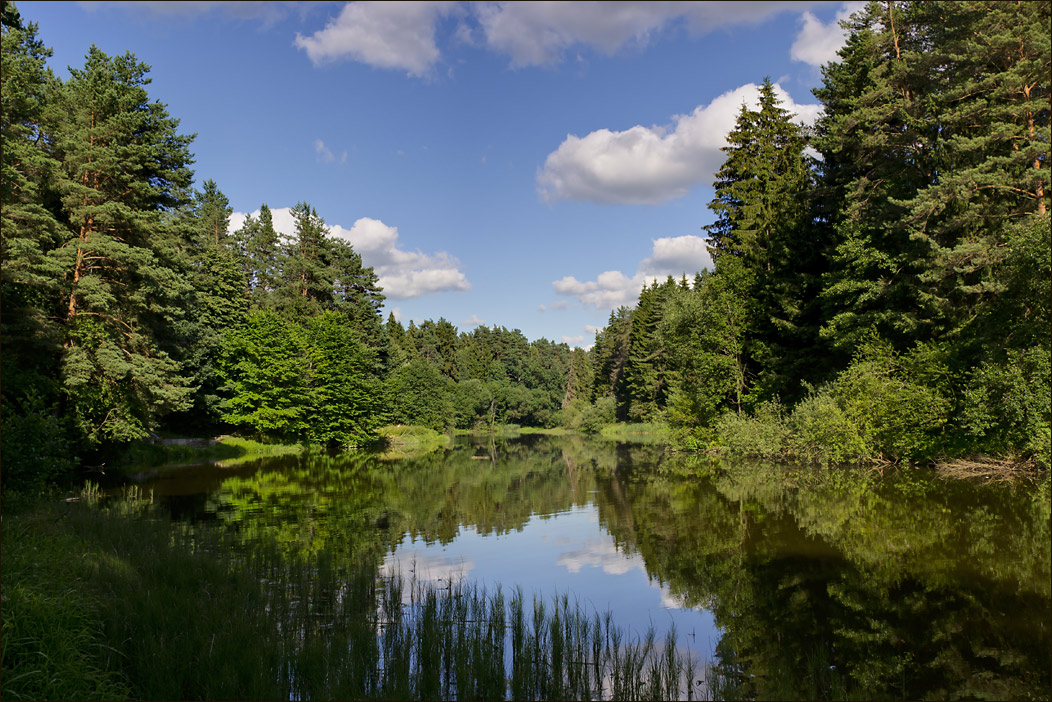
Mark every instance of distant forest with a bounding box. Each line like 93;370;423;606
2;1;1048;485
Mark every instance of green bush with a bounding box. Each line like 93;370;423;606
580;396;616;435
833;338;951;462
0;392;76;488
960;345;1051;467
716;401;790;459
787;385;866;465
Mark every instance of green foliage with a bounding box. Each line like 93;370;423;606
388;358;454;431
834;338;952;462
219;310;308;440
0;391;75;488
580;396;617;434
304;312;386;447
960;346;1051;466
715;401;790;459
786;385;866;465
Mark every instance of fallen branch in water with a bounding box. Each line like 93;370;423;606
935;456;1041;484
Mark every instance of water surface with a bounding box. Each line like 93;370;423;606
110;433;1051;699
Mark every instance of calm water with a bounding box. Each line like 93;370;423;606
108;434;1051;699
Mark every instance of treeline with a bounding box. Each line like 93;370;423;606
578;1;1050;466
1;3;593;486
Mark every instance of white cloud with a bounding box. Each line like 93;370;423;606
641;235;710;275
561;335;585;346
552;235;712;310
230;209;471;300
473;1;815;67
294;1;456;77
333;217;471;299
462;313;485;327
790;2;865;67
538;82;821;205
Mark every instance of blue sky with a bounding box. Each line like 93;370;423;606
20;1;862;347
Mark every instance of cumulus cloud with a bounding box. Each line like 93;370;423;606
473;1;814;67
552;235;711;310
294;1;456;76
538;82;821;205
790;2;866;67
333;217;471;299
229;208;470;300
462;313;486;327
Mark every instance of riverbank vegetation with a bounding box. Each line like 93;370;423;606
2;0;1048;483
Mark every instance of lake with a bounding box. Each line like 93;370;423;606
106;433;1050;699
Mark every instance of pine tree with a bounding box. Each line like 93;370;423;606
814;2;941;355
1;4;64;404
193;178;232;247
235;203;283;308
901;1;1050;341
47;46;196;444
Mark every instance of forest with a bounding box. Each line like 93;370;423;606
2;0;1049;488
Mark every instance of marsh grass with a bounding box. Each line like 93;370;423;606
3;494;704;700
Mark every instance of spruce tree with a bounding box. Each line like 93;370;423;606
705;78;817;400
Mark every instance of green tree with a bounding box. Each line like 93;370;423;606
1;2;70;474
235;203;283;309
48;46;196;444
388;358;453;430
305;312;386;447
705;78;819;400
219;310;308;439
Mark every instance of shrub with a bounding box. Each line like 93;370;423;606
833;338;951;462
960;345;1051;467
716;401;790;459
787;385;866;465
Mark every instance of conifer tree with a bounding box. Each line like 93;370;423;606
47;46;196;444
1;4;64;404
705;78;817;400
235;203;283;308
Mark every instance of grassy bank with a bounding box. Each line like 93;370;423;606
378;425;451;458
112;435;304;467
600;422;672;444
2;495;704;701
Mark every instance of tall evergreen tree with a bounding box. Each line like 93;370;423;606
814;2;941;355
235;203;283;308
46;46;196;444
1;3;64;404
705;78;817;400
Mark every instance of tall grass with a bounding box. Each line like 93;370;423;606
3;495;706;700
